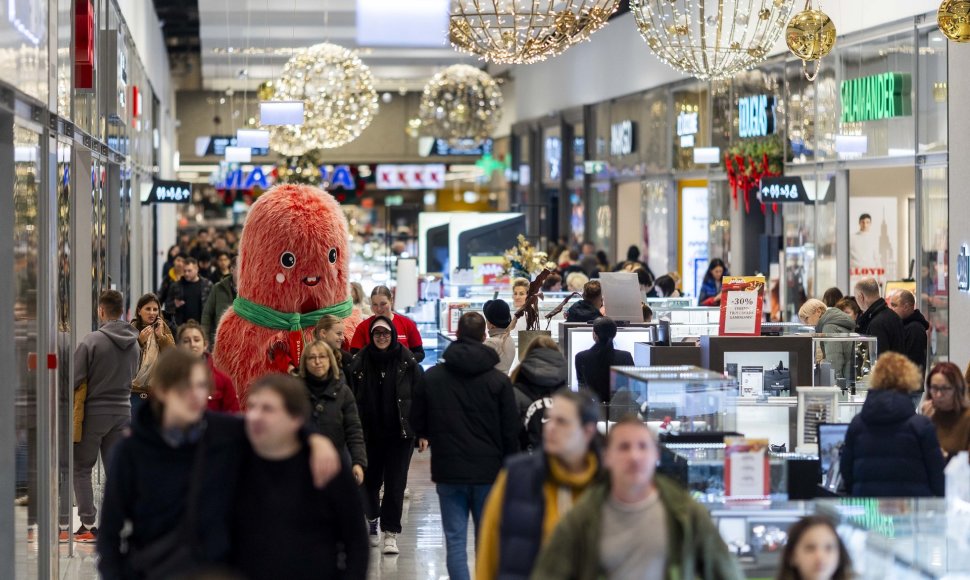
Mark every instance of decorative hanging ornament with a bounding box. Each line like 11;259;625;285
418;65;504;142
449;0;619;64
266;43;379;155
630;0;795;81
938;0;970;42
786;0;836;81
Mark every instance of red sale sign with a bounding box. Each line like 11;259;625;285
717;276;766;336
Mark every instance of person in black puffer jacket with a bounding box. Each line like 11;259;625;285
511;336;568;452
412;312;519;580
297;340;366;486
854;278;905;357
840;352;945;497
346;316;422;554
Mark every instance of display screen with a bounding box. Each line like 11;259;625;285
818;423;850;492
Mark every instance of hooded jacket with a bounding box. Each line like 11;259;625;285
485;327;517;375
815;307;857;381
513;348;568;451
201;275;237;346
901;310;930;372
413;338;520;484
74;319;141;416
856;298;905;357
565;300;601;324
530;476;743;580
840;388;945;497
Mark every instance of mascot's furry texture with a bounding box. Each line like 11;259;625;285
214;184;361;401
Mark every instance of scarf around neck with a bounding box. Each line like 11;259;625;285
232;296;353;331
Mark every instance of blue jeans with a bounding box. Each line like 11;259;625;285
436;483;492;580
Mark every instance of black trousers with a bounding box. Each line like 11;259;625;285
362;436;414;534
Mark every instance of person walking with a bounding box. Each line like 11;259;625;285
840;352;945;497
921;363;970;461
349;286;425;363
208;250;233;283
131;293;176;416
565;280;603;323
231;375;369;580
73;290;140;543
177;320;240;414
776;516;854;580
476;389;604;580
853;278;905;356
297;340;366;485
165;257;213;326
313;314;355;379
798;299;856;381
511;336;567;452
483;299;516;374
531;417;743;579
98;349;340;579
413;312;520;580
346;316;422;555
201;256;237;347
888;289;930;371
575;317;635;404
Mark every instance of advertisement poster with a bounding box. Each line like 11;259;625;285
718;276;766;336
680;186;709;298
725;438;770;499
469;256;508;285
849;197;898;288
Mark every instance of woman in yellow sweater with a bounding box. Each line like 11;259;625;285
477;389;604;580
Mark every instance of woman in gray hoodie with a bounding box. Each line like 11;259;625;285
799;298;857;381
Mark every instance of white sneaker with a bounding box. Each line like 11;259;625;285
382;532;400;555
368;518;381;547
404;487;411;499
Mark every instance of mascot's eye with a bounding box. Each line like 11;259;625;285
280;252;297;269
328;248;338;264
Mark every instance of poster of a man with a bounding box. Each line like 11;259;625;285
849;198;898;288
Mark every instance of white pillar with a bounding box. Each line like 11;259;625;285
947;42;970;365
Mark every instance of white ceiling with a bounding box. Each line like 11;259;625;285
198;0;477;92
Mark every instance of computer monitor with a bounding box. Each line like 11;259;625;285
817;423;850;493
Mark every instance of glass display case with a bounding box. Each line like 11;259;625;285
809;335;878;393
608;366;738;432
437;292;583;340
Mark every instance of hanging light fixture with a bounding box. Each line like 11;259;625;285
449;0;620;64
630;0;796;80
786;0;836;81
938;0;970;42
418;65;504;141
266;42;379;155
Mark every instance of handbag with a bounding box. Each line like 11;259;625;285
132;328;159;394
72;383;87;444
128;425;208;579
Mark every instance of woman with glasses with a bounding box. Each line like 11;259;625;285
346;316;423;555
921;362;970;461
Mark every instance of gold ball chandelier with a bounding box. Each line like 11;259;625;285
419;65;504;141
449;0;620;64
786;1;836;81
938;0;970;42
267;43;379;155
630;0;796;80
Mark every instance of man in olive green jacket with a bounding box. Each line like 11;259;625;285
531;419;743;580
201;260;237;347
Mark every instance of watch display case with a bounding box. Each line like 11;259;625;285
608;366;738;432
808;335;878;392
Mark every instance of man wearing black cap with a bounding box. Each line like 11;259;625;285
483;299;516;374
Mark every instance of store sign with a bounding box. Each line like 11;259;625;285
958;245;970;293
432;138;493;156
840;73;913;124
758;176;809;204
677;111;699;148
196;135;270;157
738;95;776;138
144;180;192;204
376;164;446;190
74;0;95;89
718;276;766;337
610;120;636;156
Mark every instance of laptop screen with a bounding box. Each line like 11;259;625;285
817;423;850;492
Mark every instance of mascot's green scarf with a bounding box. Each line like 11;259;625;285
232;296;353;332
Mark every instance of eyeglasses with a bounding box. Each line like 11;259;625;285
373;330;392;338
306;355;328;362
929;386;955;394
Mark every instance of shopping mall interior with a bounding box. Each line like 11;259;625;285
4;0;970;578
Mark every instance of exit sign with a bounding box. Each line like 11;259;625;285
840;73;912;124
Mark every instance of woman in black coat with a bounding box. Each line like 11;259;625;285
298;339;366;485
346;316;423;553
840;352;945;497
574;317;634;404
511;336;567;451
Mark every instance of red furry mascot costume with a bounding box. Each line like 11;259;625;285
214;184;361;402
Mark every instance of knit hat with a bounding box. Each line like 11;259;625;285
483;299;512;328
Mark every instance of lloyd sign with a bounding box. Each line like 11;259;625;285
610;120;636;156
738;95;776;138
375;164;446;190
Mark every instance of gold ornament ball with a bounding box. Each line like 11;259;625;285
938;0;970;43
786;8;837;60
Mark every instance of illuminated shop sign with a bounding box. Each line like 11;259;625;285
432;138;493;156
610;120;636;156
738;95;776;138
677;111;698;148
840;73;912;124
144;180;192;204
758;176;808;204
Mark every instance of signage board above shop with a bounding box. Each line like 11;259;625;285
840;72;913;124
432;138;493;156
758;176;809;204
143;180;192;205
375;164;446;190
738;95;776;138
610;120;636;156
195;135;270;157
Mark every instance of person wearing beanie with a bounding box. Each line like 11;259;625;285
483;299;516;375
346;316;423;555
574;317;635;404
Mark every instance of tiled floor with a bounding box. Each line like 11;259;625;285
47;450;470;580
